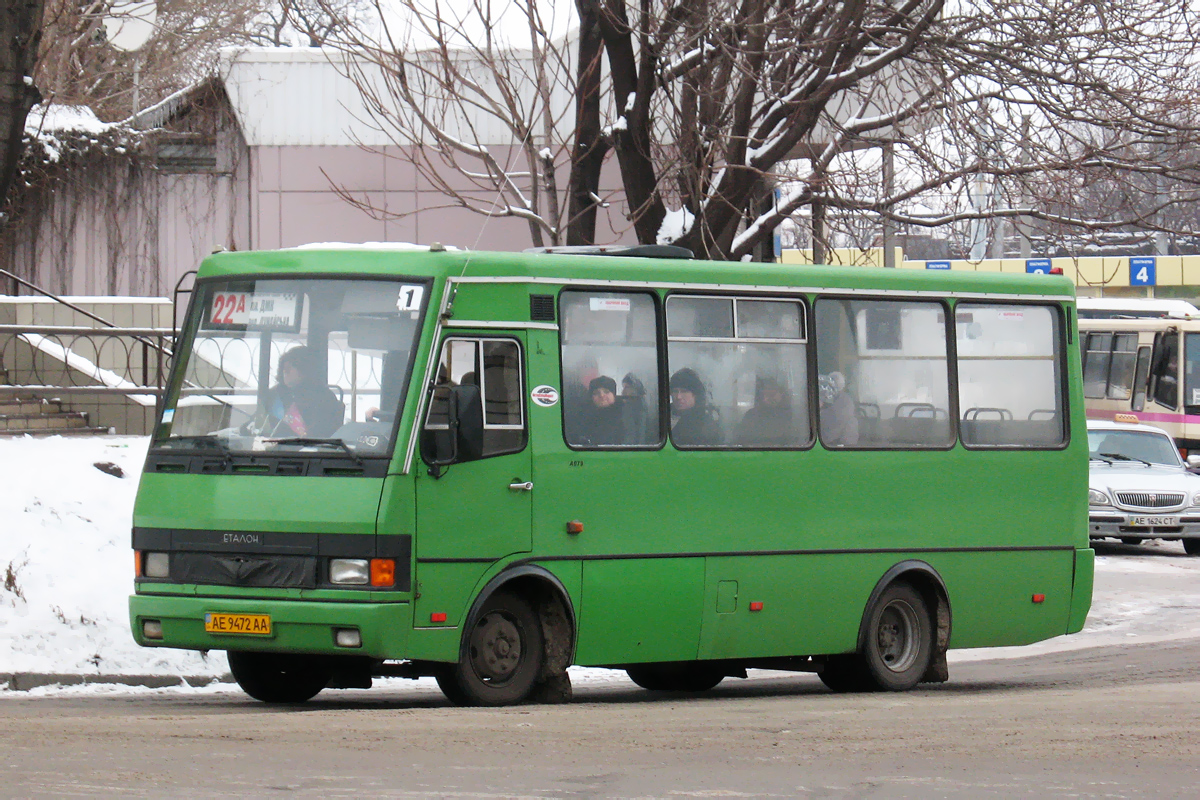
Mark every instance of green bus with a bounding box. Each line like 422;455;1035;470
129;244;1093;705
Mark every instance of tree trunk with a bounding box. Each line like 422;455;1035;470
567;0;607;246
0;0;45;227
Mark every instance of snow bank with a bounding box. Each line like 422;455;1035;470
0;436;222;678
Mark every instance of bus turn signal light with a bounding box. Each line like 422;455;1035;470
1032;594;1046;604
134;550;142;578
370;559;396;587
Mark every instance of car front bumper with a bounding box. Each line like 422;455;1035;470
1089;511;1200;540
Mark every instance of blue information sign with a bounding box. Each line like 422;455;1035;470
1026;258;1053;274
925;261;951;270
1130;256;1156;286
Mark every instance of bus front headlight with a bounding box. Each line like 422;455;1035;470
1089;488;1112;507
330;558;370;585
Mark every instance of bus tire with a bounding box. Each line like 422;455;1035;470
860;581;934;692
626;663;724;692
226;651;332;704
1184;538;1200;556
436;590;544;706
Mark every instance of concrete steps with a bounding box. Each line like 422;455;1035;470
0;368;111;437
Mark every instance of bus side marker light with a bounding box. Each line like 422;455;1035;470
566;520;584;534
749;602;764;611
370;559;396;587
430;612;448;623
1032;594;1046;604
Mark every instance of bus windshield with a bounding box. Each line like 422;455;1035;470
155;277;428;456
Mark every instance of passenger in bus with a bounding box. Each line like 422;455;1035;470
619;373;649;444
818;371;859;446
261;346;345;438
669;367;722;446
563;354;600;444
734;376;795;446
580;375;625;445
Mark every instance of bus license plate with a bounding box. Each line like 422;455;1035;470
1130;515;1177;527
204;612;272;635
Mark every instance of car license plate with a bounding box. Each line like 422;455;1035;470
1129;515;1178;527
204;612;272;635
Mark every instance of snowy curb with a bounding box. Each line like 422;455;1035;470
0;673;231;692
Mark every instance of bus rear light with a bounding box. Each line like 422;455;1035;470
370;559;396;587
1032;594;1046;603
142;619;164;640
330;559;370;585
334;628;362;648
143;552;170;579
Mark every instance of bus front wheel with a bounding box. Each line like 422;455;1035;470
436;591;544;706
227;651;332;703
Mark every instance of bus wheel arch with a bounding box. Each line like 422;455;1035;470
859;561;951;686
440;565;576;706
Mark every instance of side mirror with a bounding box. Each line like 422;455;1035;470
1187;454;1200;469
422;384;484;476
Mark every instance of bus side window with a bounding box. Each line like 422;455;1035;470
1149;332;1179;410
957;303;1064;448
815;298;952;449
423;337;526;461
559;291;662;449
665;295;810;450
1132;346;1151;411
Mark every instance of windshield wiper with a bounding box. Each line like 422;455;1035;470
266;437;362;464
162;434;230;455
1099;452;1153;467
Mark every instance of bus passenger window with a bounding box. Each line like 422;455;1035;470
957;303;1065;447
1150;332;1179;410
815;298;952;449
560;291;661;448
666;295;810;450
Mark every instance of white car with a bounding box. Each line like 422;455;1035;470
1088;420;1200;555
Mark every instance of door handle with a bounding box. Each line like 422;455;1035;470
508;481;534;492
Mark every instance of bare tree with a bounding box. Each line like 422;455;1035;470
251;0;366;47
322;0;1200;261
0;0;46;221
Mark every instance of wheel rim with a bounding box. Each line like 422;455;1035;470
469;610;523;685
875;599;921;673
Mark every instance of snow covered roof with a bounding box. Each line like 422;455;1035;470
217;45;568;148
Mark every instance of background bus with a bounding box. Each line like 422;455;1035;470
129;246;1093;705
1080;312;1200;456
1077;297;1200;320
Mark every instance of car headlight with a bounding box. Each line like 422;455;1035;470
1089;488;1111;506
1192;491;1200;507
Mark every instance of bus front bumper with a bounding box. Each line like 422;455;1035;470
129;594;411;659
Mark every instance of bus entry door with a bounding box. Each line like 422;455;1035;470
413;333;533;628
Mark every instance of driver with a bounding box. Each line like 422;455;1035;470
259;346;344;438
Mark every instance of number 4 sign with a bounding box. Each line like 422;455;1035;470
1130;256;1156;286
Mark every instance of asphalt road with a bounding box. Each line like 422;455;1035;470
1;635;1198;799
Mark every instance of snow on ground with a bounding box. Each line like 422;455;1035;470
2;435;1199;696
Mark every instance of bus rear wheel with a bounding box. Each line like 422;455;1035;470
227;651;332;703
626;663;725;692
818;581;933;693
436;591;544;706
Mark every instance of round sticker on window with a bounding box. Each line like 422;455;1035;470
531;385;559;407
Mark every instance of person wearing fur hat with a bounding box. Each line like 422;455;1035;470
581;375;624;445
818;370;858;446
669;367;722;446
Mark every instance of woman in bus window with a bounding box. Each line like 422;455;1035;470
619;373;649;444
734;376;795;446
261;346;345;438
819;371;859;446
669;367;722;446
